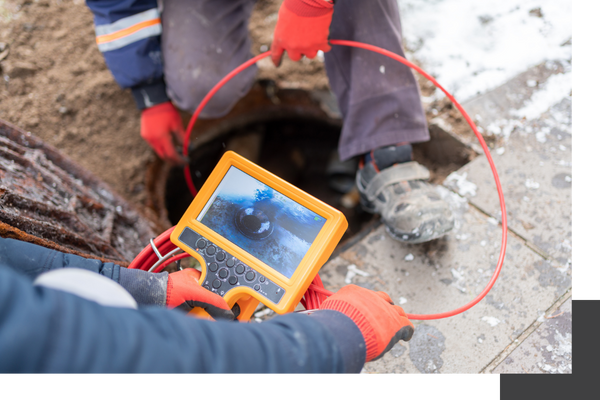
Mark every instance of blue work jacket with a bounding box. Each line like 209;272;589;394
0;237;365;372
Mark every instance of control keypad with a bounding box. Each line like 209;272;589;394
178;227;285;304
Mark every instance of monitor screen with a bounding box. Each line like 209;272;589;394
197;166;327;279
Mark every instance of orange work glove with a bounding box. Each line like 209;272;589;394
320;284;414;361
140;101;186;165
271;0;334;67
166;268;234;320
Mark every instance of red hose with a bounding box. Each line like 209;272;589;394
148;40;507;320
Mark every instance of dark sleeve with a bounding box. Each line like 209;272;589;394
0;266;364;373
0;237;122;282
85;0;170;109
0;237;168;306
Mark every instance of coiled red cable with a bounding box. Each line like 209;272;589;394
134;40;507;320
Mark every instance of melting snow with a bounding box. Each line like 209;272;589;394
445;172;478;197
525;179;540;189
398;0;571;102
345;264;370;284
512;71;572;121
482;316;501;327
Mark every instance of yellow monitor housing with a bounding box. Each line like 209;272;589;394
171;151;348;321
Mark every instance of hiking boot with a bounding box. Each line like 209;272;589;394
356;144;454;243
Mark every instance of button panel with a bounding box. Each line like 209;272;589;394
178;227;286;304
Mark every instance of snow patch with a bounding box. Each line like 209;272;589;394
445;172;477;197
399;0;571;102
345;264;370;284
512;71;572;121
525;179;540;189
482;316;501;327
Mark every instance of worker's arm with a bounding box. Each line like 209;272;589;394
0;237;232;318
85;0;185;164
0;237;122;281
0;266;363;373
85;0;168;108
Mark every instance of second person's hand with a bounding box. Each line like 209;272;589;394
271;0;334;67
140;101;186;165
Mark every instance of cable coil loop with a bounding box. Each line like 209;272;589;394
132;40;507;320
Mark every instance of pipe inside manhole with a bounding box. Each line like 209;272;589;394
165;116;376;244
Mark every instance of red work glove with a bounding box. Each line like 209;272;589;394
140;101;186;165
166;268;234;320
271;0;334;67
320;284;414;362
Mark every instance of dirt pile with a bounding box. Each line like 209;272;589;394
0;0;152;209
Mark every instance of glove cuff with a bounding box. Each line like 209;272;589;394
118;267;168;306
284;0;333;17
131;79;170;110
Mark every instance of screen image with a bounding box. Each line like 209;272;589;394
197;166;327;279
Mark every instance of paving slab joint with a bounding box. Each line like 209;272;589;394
461;194;553;261
479;288;572;373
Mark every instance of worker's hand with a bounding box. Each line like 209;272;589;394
271;0;334;67
166;268;234;320
320;284;414;362
140;101;186;165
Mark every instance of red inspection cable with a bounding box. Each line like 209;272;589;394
148;40;507;320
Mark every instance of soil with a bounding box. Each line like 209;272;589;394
0;0;153;209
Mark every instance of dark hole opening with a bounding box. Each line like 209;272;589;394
242;215;261;232
164;115;475;247
165;117;375;243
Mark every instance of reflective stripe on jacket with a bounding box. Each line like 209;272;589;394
86;0;164;89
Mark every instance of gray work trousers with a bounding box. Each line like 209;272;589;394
161;0;429;161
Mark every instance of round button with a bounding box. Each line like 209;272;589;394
235;264;245;275
203;285;211;291
259;276;266;283
208;263;218;273
216;251;226;262
212;279;222;289
228;276;238;285
245;271;256;282
195;239;207;249
226;258;235;268
253;284;261;291
206;245;216;256
218;269;229;279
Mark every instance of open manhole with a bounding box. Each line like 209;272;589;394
156;83;477;249
165;116;375;243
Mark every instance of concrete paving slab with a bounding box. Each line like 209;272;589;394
448;63;572;265
320;194;569;373
444;99;572;266
492;297;572;374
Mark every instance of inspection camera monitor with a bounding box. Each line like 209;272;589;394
171;151;348;321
